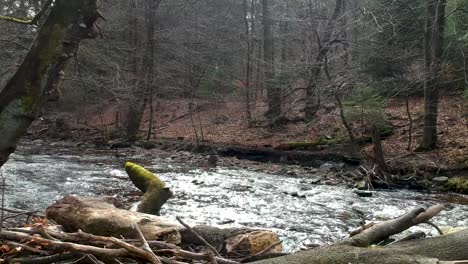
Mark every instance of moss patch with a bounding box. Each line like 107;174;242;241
124;162;166;192
445;178;468;194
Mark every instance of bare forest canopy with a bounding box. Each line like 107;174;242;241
0;0;467;166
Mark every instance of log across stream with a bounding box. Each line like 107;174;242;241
2;140;468;251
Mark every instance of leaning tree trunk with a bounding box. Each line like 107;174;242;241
0;0;101;167
303;0;345;122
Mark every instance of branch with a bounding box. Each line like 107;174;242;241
176;216;221;257
0;15;33;25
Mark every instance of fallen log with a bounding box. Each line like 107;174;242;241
340;204;447;247
251;229;468;264
251;204;468;264
46;196;282;256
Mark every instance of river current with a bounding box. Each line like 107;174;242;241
2;140;467;251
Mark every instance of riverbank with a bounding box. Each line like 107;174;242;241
24;95;468;192
20;131;468;195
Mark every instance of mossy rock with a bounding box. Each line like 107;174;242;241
445;177;468;194
125;162;166;193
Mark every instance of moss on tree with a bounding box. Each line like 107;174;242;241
124;162;172;215
125;162;166;192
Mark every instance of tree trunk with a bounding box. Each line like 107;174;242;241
421;0;447;150
243;0;253;122
335;93;357;155
371;125;389;175
262;0;281;122
0;0;101;167
304;0;345;121
126;0;162;142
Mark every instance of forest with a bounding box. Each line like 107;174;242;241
0;0;467;263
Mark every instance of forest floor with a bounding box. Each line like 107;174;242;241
34;94;468;178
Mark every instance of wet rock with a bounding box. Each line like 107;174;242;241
354;190;373;197
432;176;449;185
319;163;334;171
310;177;321;184
355;180;368;190
191;180;205;185
218;219;235;225
291;192;306;199
32;139;44;144
303;167;318;173
110;141;132;149
323;180;338;186
287;170;296;176
134;140;156;150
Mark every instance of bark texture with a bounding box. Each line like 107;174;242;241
0;0;101;167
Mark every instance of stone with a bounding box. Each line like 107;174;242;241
355;180;368;190
354;190;373;197
319;163;334;171
310;177;321;184
432;176;449;184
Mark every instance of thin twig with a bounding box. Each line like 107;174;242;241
133;223;162;263
176;216;221;257
423;221;444;235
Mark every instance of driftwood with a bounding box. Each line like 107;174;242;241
46;196;282;257
340;204;447;246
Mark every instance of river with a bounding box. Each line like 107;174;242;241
2;140;467;251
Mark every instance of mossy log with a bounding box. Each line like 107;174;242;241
125;162;172;215
0;0;101;167
46;196;282;256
